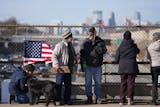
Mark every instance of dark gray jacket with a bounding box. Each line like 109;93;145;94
80;36;107;67
115;39;140;74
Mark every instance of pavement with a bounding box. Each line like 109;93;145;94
0;100;159;107
0;103;159;107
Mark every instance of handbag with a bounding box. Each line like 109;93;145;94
52;66;70;73
58;66;70;73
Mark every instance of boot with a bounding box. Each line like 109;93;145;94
85;96;93;104
9;95;15;104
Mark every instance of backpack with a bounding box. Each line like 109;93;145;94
14;79;21;93
14;78;28;94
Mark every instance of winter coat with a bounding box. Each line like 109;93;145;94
8;67;28;95
52;39;76;69
147;40;160;67
115;39;140;74
80;36;107;67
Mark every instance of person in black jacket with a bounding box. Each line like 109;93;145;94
80;27;107;104
115;31;140;105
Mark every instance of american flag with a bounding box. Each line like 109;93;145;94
23;40;53;66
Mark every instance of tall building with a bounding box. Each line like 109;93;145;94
93;10;103;25
134;11;141;25
108;11;116;26
86;17;93;25
48;20;63;35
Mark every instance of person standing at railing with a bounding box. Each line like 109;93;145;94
115;30;140;105
147;32;160;105
80;27;107;104
52;30;77;105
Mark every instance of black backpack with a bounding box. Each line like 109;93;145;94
14;79;28;93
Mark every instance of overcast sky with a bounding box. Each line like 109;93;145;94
0;0;159;25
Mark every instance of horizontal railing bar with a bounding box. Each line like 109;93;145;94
0;61;150;64
0;24;160;28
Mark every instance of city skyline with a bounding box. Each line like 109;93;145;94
0;0;160;25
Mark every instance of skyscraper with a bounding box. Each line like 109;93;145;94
135;11;141;25
93;10;103;25
49;20;63;35
108;11;116;26
86;17;93;25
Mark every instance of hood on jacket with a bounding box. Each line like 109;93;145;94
119;39;139;57
120;39;135;50
149;40;160;51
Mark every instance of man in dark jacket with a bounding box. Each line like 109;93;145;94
80;27;107;104
115;31;140;105
8;64;35;104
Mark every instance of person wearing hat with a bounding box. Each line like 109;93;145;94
8;64;35;104
115;30;140;105
147;32;160;105
80;27;107;104
52;30;77;105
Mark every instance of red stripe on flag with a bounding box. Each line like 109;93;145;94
23;41;53;66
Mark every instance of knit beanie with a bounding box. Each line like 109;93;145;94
62;30;72;39
153;32;160;41
123;30;131;40
88;27;96;35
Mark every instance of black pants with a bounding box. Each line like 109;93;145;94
151;66;160;103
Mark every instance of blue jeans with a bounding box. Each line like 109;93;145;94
85;66;102;99
56;73;72;102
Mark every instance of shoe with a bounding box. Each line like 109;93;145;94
127;98;133;105
55;101;60;106
9;95;15;104
95;98;102;104
119;102;124;106
150;101;158;105
65;100;73;105
85;96;93;104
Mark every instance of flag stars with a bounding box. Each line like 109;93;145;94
25;41;42;58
